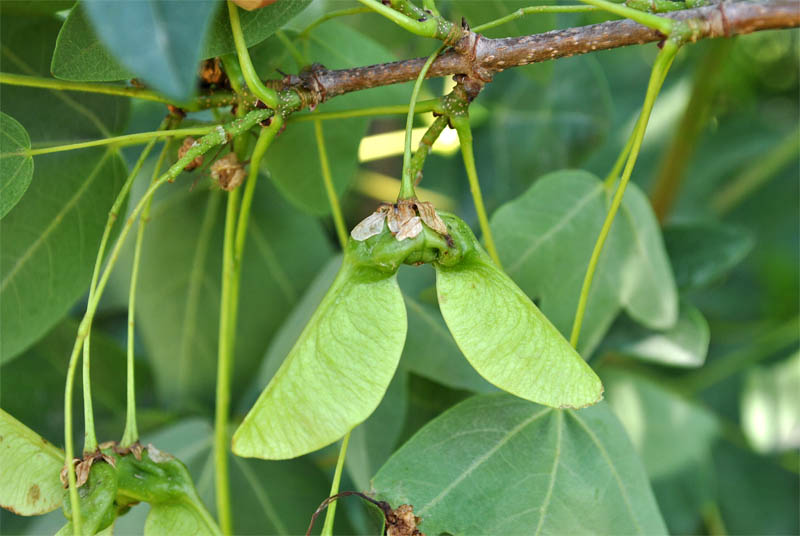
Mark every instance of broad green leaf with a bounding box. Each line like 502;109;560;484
78;0;217;100
264;22;404;215
233;245;407;460
741;350;800;453
0;0;74;14
0;14;129;361
0;15;130;144
650;458;714;535
202;0;313;58
136;179;332;407
603;370;718;478
617;183;678;329
0;410;63;516
143;419;333;535
0;148;127;361
51;3;132;82
0;112;33;218
373;394;667;535
663;221;754;290
492;170;677;355
436;215;602;409
602;302;710;368
58;461;118;536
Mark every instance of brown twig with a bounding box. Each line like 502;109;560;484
281;0;798;105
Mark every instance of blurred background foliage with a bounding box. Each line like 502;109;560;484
1;0;797;534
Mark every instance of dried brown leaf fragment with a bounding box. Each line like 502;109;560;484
211;153;247;191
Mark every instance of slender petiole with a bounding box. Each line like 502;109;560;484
399;46;445;200
0;72;235;110
569;39;680;349
578;0;673;34
275;30;308;67
215;116;285;536
473;5;600;33
291;99;440;123
121;137;174;447
299;7;373;37
21;127;215;157
451;115;502;268
227;1;280;108
408;114;450;186
314;120;349;248
62;109;270;534
355;0;452;40
320;433;351;536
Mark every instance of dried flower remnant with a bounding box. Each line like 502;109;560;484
59;450;116;489
350;199;450;242
199;58;225;86
211;153;247;191
178;137;203;171
386;504;425;536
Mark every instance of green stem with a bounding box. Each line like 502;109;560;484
400;47;444;200
227;1;280;109
300;6;374;37
0;72;234;111
627;0;708;13
650;38;733;221
314;120;349;248
408;114;450;186
221;53;246;95
451;115;502;268
321;433;351;536
22;127;215;156
711;127;800;215
62;109;269;535
215;187;241;536
701;502;728;536
604;133;634;188
81;130;166;453
121;138;173;447
569;39;679;348
578;0;673;34
291;99;439;123
356;0;457;41
473;5;600;32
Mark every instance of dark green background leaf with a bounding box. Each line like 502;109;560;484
0;112;33;219
51;3;132;82
80;0;218;100
374;394;667;535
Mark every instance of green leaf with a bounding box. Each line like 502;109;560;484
373;394;667;535
79;0;218;100
492;170;677;355
603;370;719;479
144;419;333;535
51;3;132;82
202;0;313;58
741;350;800;453
0;410;64;516
0;112;33;219
436;215;603;409
0;14;130;361
663;221;754;290
233;244;407;460
136;179;332;407
59;461;118;536
617;183;678;329
0;15;130;144
265;23;404;215
0;0;74;14
602;302;710;368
